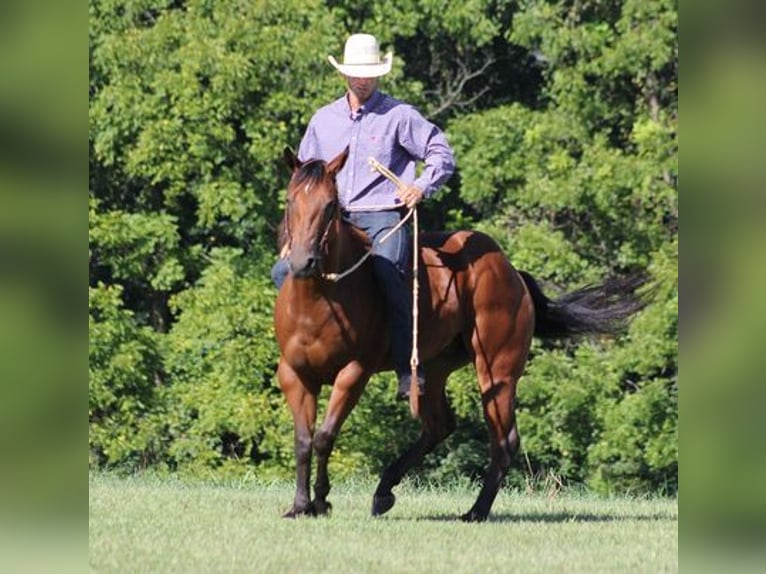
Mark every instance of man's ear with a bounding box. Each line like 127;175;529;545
326;146;349;176
283;146;302;171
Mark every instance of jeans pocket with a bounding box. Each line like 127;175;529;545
356;211;411;274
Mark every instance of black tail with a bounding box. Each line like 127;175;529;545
518;270;651;339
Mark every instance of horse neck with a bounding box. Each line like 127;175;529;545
287;221;366;300
318;220;365;276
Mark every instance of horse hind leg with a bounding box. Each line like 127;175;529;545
372;368;456;516
462;278;532;522
462;410;520;522
461;344;525;522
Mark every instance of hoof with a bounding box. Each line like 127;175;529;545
283;503;316;519
313;500;333;516
371;493;396;516
460;509;488;523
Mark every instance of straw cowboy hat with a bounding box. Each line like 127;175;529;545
327;34;392;78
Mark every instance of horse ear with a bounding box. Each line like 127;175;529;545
283;146;301;172
326;146;349;177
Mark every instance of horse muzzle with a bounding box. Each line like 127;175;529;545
288;248;321;278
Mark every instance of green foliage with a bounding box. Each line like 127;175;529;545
588;378;678;494
159;248;292;478
89;283;162;469
89;197;185;291
330;373;420;479
515;345;615;482
89;0;677;493
585;239;678;494
90;0;344;255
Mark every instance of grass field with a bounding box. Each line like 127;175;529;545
89;473;677;573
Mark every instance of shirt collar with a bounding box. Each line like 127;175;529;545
343;89;382;119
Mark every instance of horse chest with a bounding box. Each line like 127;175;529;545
277;282;386;381
282;304;355;373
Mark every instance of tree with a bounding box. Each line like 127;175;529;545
89;0;677;493
442;0;677;492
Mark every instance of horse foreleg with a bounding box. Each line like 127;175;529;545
279;362;318;518
284;422;317;518
372;436;433;517
372;373;455;516
312;363;369;515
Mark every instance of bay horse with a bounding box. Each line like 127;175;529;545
274;147;647;521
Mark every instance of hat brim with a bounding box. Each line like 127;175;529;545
327;52;393;78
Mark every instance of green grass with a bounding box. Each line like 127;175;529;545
89;473;677;573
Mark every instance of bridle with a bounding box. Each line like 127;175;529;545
284;158;415;283
283;161;338;265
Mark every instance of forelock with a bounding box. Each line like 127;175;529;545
293;160;326;188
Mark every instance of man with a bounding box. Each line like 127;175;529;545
272;33;455;399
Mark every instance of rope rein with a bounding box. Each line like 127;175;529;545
321;206;414;282
366;157;421;417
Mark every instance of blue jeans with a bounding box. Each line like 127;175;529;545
272;209;414;377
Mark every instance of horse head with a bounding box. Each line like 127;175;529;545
282;147;348;278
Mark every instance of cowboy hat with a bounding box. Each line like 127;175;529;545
327;34;392;78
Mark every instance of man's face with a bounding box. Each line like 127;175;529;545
346;76;378;103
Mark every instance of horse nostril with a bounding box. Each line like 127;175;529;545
289;252;320;277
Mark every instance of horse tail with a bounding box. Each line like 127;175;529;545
518;270;651;339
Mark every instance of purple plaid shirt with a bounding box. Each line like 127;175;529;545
298;90;455;211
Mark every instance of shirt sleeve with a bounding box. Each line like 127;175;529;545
297;119;318;163
398;107;456;198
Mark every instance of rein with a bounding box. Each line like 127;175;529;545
324;158;415;283
365;157;421;417
321;206;414;282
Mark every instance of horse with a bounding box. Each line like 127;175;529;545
273;147;648;522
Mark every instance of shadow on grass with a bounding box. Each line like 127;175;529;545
390;511;677;523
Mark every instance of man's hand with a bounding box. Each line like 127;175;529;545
397;184;424;208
